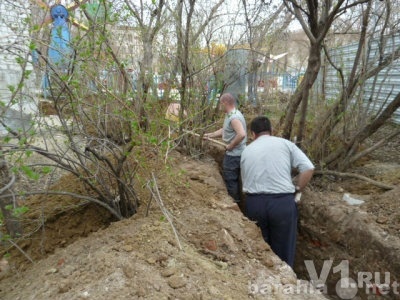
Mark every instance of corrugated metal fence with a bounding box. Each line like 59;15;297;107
316;33;400;123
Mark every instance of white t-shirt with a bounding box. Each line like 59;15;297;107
240;135;314;194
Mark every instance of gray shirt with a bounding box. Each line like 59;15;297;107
223;109;247;156
240;135;314;194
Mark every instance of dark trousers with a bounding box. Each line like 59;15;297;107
222;154;241;203
246;193;298;268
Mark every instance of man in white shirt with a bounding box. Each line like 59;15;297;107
240;116;314;268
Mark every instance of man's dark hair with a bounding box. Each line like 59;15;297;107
250;116;271;134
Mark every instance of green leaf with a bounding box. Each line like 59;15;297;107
15;57;24;65
20;165;40;180
2;235;11;242
24;70;32;79
41;166;53;174
149;136;157;145
25;150;33;158
19;137;28;146
7;85;15;93
12;206;29;217
29;42;36;50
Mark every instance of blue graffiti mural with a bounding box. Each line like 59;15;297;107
31;0;92;98
48;4;72;69
41;4;74;98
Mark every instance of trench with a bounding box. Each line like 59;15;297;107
208;146;400;299
294;192;400;300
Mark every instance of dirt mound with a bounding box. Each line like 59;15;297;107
363;187;400;237
0;151;324;299
1;173;113;271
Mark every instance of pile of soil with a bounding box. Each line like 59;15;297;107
0;150;324;300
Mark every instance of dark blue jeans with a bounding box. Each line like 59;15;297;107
222;154;241;203
246;193;298;268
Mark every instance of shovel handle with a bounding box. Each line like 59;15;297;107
183;129;226;148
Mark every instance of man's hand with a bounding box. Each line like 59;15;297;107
203;128;223;140
295;191;302;204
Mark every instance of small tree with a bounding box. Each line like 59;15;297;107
0;0;143;225
280;0;370;143
313;0;400;170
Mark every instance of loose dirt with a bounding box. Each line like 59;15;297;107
0;122;398;300
295;124;400;299
0;148;324;300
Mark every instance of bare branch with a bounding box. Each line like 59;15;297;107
348;129;400;165
8;239;34;264
337;0;371;14
192;0;225;43
314;170;395;190
147;173;183;251
0;173;15;194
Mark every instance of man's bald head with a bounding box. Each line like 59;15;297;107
220;93;236;106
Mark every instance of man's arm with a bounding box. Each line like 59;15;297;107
295;169;314;192
226;119;246;151
290;142;314;191
204;128;223;139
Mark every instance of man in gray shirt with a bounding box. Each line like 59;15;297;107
204;93;246;203
240;116;314;268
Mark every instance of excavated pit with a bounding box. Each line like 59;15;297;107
294;190;400;299
207;141;400;299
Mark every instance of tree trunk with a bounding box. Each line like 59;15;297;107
0;152;22;238
307;1;372;153
137;38;154;130
281;42;322;141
